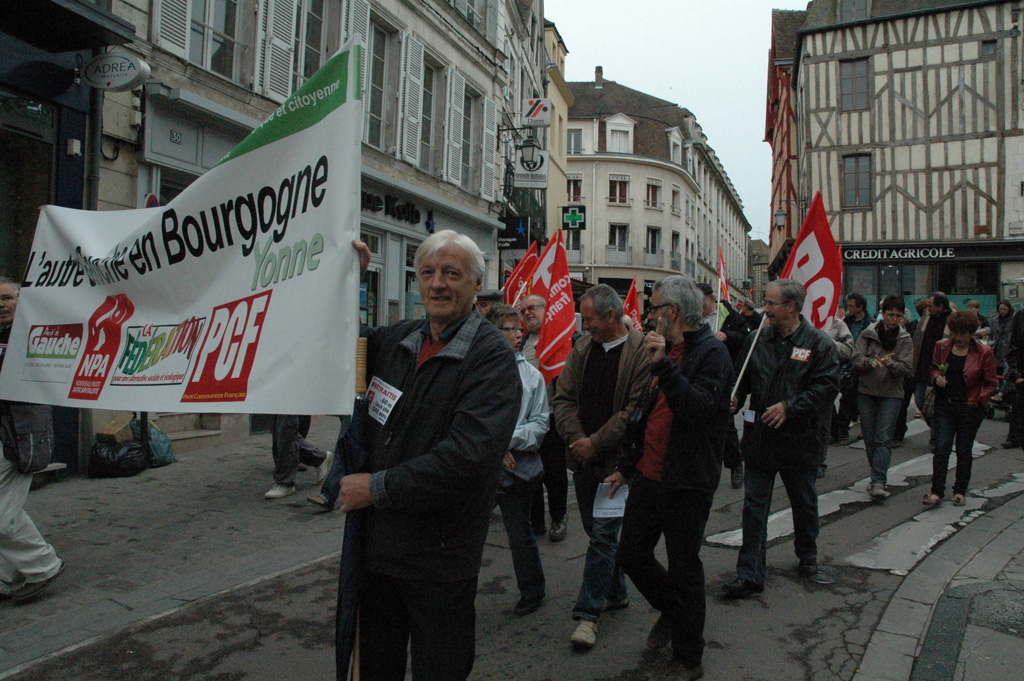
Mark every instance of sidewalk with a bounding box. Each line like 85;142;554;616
854;470;1024;681
0;417;346;678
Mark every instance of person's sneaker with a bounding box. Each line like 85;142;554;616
307;495;333;511
265;483;296;499
602;596;629;612
570;620;598;649
869;483;889;501
730;465;743;489
549;518;567;543
646;613;672;650
720;578;763;599
664;660;704;681
892;438;904;449
316;451;334;483
797;559;819;578
514;594;544;616
11;559;64;603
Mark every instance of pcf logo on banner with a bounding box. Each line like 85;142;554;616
182;291;272;402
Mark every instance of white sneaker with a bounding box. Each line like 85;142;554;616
316;451;334;483
869;483;890;500
265;483;296;499
571;620;598;649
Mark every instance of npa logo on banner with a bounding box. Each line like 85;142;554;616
531;232;576;383
780;191;843;330
0;43;364;415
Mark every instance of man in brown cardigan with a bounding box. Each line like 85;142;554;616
553;284;651;650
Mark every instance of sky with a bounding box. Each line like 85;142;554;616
544;0;811;244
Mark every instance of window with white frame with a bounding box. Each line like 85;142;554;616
293;0;325;90
609;175;629;204
645;227;661;254
565;229;581;252
671;187;681;215
609;129;630;153
189;0;239;79
419;61;440;173
645;180;662;209
366;23;390;149
671;231;681;254
567;128;582;154
460;90;481;192
567;176;583;202
609;223;629;250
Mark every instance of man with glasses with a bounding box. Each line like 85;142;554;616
519;294;570;543
722;279;840;599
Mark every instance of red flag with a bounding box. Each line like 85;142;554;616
780;191;842;329
717;247;729;303
623;276;643;332
504;241;538;306
532;232;576;382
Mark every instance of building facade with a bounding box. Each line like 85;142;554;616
748;238;770;307
543;20;573;248
564;69;750;305
792;0;1024;315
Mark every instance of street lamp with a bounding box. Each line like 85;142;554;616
775;208;787;227
518;136;540;167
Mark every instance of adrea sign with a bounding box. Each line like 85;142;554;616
0;43;364;415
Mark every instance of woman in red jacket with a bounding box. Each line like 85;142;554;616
924;311;998;506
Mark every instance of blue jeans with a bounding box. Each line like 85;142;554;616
857;394;901;486
737;465;819;585
572;467;627;621
496;488;545;600
931;401;984;497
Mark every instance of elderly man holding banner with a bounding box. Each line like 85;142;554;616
339;231;521;680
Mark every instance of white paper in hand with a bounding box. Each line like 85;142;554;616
593;482;628;518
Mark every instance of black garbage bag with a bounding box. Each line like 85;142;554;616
129;419;176;468
89;439;149;478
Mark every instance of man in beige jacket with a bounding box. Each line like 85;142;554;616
553;284;650;649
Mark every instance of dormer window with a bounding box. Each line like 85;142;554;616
605;114;635;154
838;0;869;23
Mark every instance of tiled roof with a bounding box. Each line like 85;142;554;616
773;9;808;61
802;0;1000;32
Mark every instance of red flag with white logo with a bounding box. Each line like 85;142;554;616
780;191;842;329
623;276;643;332
504;241;538;307
531;232;576;382
717;247;729;303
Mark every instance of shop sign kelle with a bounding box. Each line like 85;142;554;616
82;52;151;92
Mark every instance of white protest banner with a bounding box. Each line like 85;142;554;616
0;43;364;416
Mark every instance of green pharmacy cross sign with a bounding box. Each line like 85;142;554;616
562;206;586;230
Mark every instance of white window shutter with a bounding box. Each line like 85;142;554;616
398;34;424;166
156;0;190;59
345;0;372;99
485;0;498;46
444;70;466;187
480;97;497;201
259;0;297;103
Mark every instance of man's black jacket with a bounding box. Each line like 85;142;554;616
361;309;521;582
616;323;734;493
733;316;840;470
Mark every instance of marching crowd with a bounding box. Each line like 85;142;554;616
4;231;1024;681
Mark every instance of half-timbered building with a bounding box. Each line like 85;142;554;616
792;0;1024;314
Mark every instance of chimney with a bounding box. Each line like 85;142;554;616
595;66;603;89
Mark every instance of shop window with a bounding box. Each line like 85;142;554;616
937;262;999;306
405;243;424;320
361;269;379;325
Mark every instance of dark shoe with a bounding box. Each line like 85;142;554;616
663;660;704;680
797;559;818;578
514;593;544;616
11;559;64;603
730;466;743;489
721;578;763;600
892;439;904;449
532;525;546;538
549;518;567;543
1002;441;1021;450
646;614;672;650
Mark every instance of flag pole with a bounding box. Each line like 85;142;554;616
730;314;767;404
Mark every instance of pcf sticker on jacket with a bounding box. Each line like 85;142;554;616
366;376;403;425
790;347;812;362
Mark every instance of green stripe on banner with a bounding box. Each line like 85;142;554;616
217;46;359;167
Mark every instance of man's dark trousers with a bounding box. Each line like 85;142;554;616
358;571;477;680
530;428;568;530
271;414;326;485
618;476;712;668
